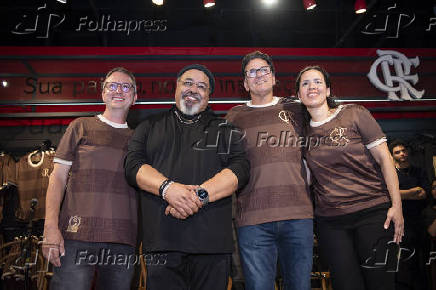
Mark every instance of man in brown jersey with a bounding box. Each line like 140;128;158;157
42;67;138;290
225;51;313;290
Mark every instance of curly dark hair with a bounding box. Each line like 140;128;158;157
388;139;407;154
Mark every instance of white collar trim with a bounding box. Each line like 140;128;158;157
247;96;280;108
97;114;128;128
310;105;344;127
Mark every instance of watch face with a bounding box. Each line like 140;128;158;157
197;189;208;199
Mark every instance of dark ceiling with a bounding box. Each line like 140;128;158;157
1;0;436;47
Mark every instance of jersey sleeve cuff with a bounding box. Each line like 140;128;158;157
365;137;387;150
53;157;73;166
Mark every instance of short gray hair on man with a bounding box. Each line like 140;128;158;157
102;67;136;93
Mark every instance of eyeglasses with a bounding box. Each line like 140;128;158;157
105;82;135;93
179;79;209;93
245;66;272;78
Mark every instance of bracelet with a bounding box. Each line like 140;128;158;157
159;179;171;198
161;181;174;201
159;179;173;200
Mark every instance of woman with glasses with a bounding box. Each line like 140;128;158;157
295;65;404;290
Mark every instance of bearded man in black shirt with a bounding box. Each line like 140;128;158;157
125;64;249;290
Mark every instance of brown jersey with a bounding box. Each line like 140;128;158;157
10;150;54;221
0;153;16;221
305;104;390;217
55;115;137;247
226;97;313;227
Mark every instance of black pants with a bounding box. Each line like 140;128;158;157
396;217;430;290
316;205;395;290
145;252;231;290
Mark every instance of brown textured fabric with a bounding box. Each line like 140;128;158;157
1;153;15;186
56;116;137;247
0;153;16;221
226;99;313;227
10;151;54;221
305;104;390;217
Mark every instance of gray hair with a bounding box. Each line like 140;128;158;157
102;67;136;93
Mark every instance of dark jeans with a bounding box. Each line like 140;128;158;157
316;206;395;290
50;239;135;290
145;251;231;290
237;219;313;290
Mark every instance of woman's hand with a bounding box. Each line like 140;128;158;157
384;206;404;244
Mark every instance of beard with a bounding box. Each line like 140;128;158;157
179;92;203;115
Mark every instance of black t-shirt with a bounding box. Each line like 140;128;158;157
125;106;250;254
397;166;430;218
422;205;436;229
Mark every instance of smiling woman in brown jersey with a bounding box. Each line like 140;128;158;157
296;65;404;290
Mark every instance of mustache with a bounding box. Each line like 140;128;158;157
182;91;201;101
109;92;124;97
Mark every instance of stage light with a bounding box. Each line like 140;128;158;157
1;80;9;88
355;0;367;14
303;0;316;10
262;0;278;5
152;0;163;5
204;0;215;8
56;0;66;3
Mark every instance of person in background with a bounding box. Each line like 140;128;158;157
422;179;436;290
42;67;138;290
225;51;313;290
389;139;431;290
296;65;404;290
425;180;436;237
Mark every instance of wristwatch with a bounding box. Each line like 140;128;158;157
195;187;209;206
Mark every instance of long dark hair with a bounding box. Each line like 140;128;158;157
295;65;338;129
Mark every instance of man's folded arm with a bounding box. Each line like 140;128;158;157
202;124;250;202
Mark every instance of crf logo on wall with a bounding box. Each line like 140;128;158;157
361;3;436;38
11;3;65;39
367;49;424;101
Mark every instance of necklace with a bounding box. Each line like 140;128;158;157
174;110;201;124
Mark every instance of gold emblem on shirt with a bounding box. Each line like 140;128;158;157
278;110;292;124
41;168;50;177
66;215;81;233
329;127;350;146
